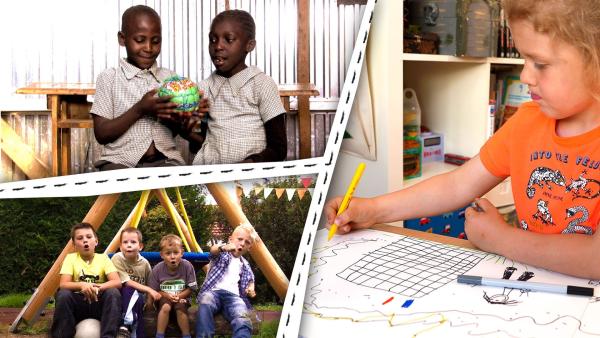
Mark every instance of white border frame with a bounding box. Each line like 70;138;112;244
0;1;376;337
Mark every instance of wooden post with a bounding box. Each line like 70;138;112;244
206;183;289;300
0;119;50;179
297;0;311;158
50;95;59;176
10;194;121;332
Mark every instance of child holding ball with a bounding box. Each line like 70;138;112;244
190;10;287;165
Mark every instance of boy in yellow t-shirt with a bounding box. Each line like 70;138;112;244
50;223;122;338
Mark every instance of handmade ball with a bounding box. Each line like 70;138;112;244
158;75;201;113
74;318;100;338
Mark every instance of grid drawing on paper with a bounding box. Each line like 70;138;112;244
336;237;487;298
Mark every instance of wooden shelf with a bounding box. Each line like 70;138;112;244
403;53;524;65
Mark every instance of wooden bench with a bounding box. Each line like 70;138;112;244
143;306;260;337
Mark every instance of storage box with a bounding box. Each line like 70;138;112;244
403;136;422;179
403;32;440;54
421;132;444;162
404;206;468;239
407;0;500;57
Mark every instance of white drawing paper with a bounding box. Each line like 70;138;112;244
300;229;600;337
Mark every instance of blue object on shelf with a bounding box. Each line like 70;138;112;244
404;206;468;239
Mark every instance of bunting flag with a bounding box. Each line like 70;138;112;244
300;177;313;188
297;188;307;200
241;181;254;197
264;187;274;199
286;188;296;201
254;186;264;195
308;188;314;196
275;188;285;199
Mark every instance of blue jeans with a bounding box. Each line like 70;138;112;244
196;290;252;338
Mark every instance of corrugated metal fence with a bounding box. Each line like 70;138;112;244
0;0;365;180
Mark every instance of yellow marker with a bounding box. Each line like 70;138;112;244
327;162;366;241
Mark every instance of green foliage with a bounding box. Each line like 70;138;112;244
255;319;279;338
0;293;30;307
0;193;139;294
239;177;312;304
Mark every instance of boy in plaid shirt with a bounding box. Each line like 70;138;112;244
195;224;257;338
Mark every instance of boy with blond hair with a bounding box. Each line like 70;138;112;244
51;223;122;338
196;223;257;338
112;228;161;338
149;234;197;338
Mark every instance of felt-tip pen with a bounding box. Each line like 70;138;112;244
457;274;595;297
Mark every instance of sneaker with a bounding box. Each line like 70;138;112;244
116;325;131;338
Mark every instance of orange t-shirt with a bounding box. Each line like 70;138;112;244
480;101;600;234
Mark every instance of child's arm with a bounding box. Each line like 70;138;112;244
242;114;287;162
125;279;162;302
59;274;99;303
464;199;600;279
97;271;122;291
325;156;503;234
92;89;178;144
245;282;256;298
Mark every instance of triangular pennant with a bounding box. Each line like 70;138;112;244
308;188;314;196
275;188;285;199
264;187;273;198
242;184;253;197
286;188;295;201
300;177;313;188
254;186;264;195
297;188;307;200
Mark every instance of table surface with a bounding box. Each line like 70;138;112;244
17;82;319;97
371;224;477;249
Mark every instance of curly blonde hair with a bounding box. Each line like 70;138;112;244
502;0;600;89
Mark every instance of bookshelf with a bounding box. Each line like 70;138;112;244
331;1;521;210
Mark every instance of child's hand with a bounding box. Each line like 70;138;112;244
135;89;179;118
80;282;99;303
221;243;238;253
197;96;210;120
325;197;378;235
245;284;256;298
169;293;180;303
464;198;510;252
148;289;162;302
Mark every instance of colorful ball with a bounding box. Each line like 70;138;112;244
158;75;201;113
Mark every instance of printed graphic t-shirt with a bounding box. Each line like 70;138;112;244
148;259;197;301
60;252;117;283
480;101;600;234
111;252;152;285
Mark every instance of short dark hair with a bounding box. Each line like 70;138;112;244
121;5;161;33
212;9;256;40
70;223;97;242
120;227;143;243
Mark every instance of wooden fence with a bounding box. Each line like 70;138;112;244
1;108;335;181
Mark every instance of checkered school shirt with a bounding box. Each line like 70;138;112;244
200;251;254;308
91;58;186;167
192;66;285;165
